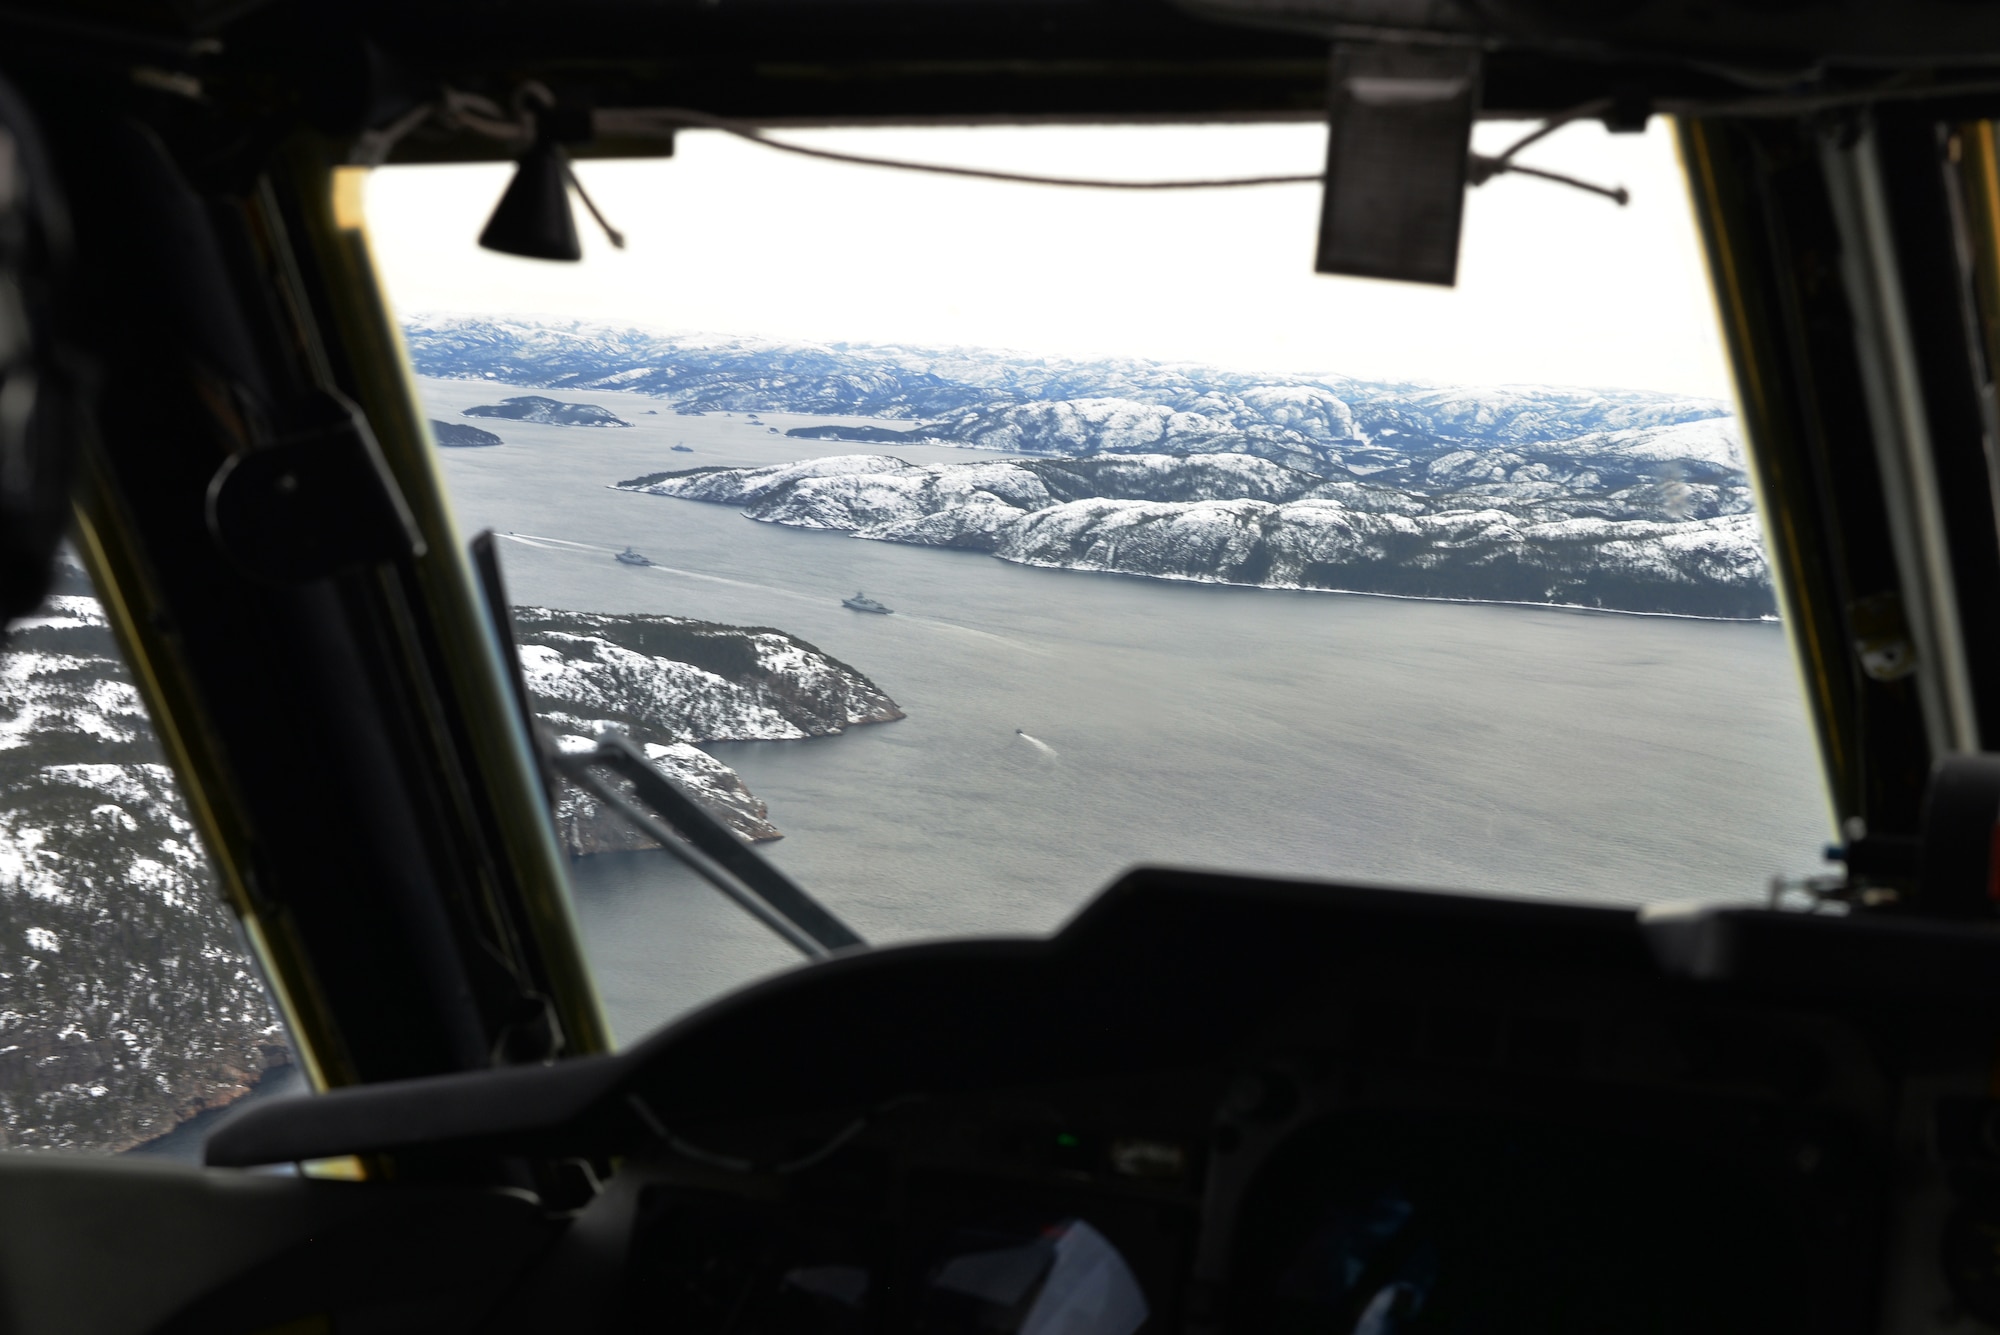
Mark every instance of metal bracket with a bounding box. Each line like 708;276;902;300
1315;42;1480;286
549;732;865;960
206;388;425;585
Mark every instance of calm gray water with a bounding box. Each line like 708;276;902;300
418;377;1833;1044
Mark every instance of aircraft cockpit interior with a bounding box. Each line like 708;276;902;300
13;2;2000;1333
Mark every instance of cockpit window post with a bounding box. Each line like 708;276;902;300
270;145;615;1066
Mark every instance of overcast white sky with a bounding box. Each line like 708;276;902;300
365;119;1736;401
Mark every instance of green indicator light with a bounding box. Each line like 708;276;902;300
1056;1133;1081;1149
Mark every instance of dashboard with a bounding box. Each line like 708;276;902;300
173;869;2000;1334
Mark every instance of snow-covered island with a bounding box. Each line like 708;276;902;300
463;395;631;428
512;607;903;849
408;317;1770;618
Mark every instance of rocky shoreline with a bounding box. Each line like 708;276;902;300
513;606;904;851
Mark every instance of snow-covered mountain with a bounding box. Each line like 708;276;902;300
0;574;287;1153
512;608;903;850
406;316;1764;615
403;317;1732;471
621;448;1771;618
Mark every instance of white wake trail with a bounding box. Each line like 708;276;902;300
499;533;1049;657
1016;730;1059;757
894;612;1051;658
499;533;822;604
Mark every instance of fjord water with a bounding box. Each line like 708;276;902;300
419;378;1830;1042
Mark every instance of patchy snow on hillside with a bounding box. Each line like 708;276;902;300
513;607;903;847
620;449;1773;619
0;584;288;1154
415;315;1765;616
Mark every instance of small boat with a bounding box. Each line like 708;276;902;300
842;591;892;614
615;547;654;567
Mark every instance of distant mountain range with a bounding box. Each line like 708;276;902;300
405;316;1768;618
405;316;1729;468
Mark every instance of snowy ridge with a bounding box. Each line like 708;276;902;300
620;450;1773;618
402;317;1731;474
1342;383;1730;446
522;641;807;744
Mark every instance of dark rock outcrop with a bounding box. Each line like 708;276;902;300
431;419;503;447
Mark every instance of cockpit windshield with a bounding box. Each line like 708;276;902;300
0;116;1835;1157
361;118;1828;1038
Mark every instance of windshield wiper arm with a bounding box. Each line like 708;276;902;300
549;732;865;960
